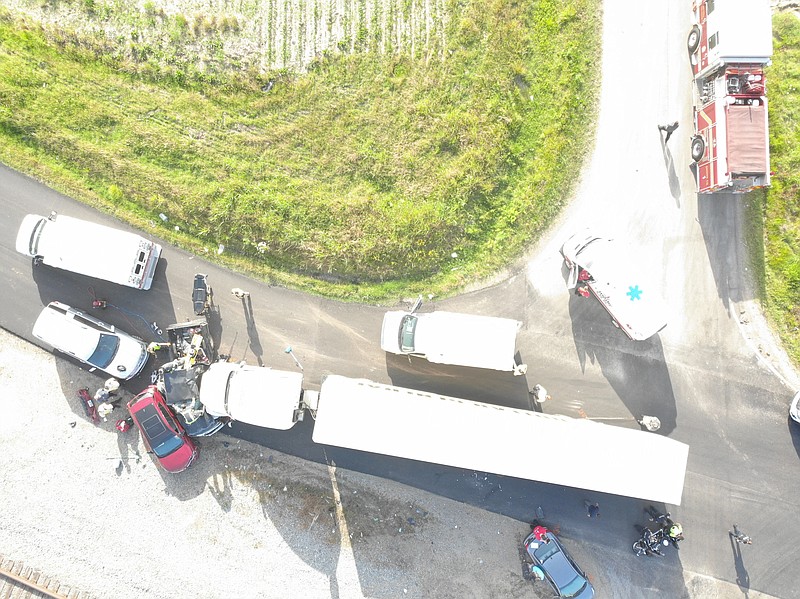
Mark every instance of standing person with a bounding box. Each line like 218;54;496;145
666;523;684;548
584;500;600;518
731;524;753;545
658;121;679;142
645;506;673;526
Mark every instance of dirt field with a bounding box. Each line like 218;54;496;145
0;327;545;599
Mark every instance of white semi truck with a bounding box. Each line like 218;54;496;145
191;369;689;505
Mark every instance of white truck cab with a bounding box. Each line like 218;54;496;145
200;362;305;430
380;298;527;374
15;212;162;290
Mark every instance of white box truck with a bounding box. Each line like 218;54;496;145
380;298;527;374
15;212;162;290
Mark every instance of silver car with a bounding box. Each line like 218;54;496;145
523;530;595;598
33;301;149;380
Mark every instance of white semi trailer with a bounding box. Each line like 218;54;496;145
188;366;687;503
304;376;688;505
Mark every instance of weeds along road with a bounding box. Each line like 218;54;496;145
0;3;798;599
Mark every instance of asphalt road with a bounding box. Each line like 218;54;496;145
2;2;799;598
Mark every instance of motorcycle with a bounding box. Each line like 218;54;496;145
192;273;213;316
632;527;669;557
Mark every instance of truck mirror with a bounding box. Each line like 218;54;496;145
410;295;423;314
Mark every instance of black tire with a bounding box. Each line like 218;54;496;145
632;540;646;556
688;25;701;53
691;135;706;162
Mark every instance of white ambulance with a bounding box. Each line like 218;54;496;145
560;230;668;341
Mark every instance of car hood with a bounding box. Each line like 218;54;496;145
110;334;149;380
380;311;406;353
160;442;198;473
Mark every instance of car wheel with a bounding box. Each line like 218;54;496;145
691;135;706;162
687;25;701;53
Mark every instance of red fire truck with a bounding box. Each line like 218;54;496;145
687;0;773;194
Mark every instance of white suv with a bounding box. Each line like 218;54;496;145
33;301;149;380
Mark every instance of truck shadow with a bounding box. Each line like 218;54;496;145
384;355;533;410
696;192;758;309
567;292;677;435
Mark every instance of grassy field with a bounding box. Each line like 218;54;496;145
0;0;600;300
759;13;800;364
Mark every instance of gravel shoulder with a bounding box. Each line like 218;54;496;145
0;327;543;599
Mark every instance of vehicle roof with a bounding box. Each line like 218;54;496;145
29;213;154;284
726;104;768;172
135;403;173;446
313;376;689;505
706;0;773;64
532;534;584;592
385;310;522;371
32;304;101;360
562;232;668;340
200;362;304;430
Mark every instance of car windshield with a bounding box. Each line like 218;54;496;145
398;315;417;352
533;537;589;598
88;333;120;368
560;575;588;598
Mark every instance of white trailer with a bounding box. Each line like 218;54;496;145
309;376;689;505
380;299;527;374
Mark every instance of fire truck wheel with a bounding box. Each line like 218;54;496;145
690;136;706;162
687;26;701;53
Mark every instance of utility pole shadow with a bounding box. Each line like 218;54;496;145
242;295;264;367
660;133;682;207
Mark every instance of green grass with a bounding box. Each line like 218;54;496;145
0;1;601;301
761;13;800;364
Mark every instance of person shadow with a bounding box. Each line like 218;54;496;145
729;531;751;596
116;424;142;475
242;295;264;367
660;131;682;207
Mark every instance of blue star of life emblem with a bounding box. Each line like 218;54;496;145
627;285;643;301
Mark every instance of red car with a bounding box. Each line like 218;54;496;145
128;386;198;473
